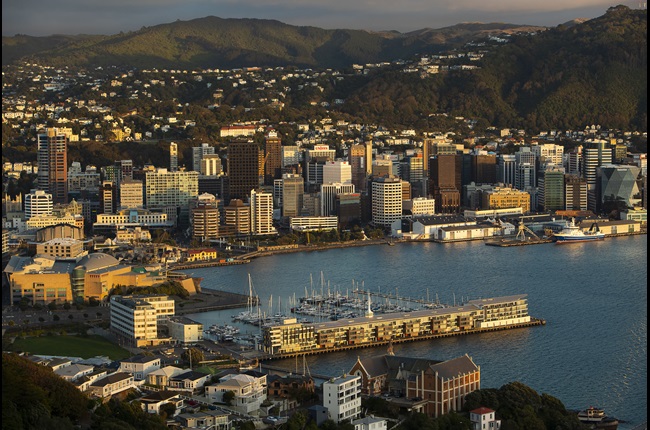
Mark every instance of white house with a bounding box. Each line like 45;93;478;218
167;370;212;393
470;407;501;430
352;416;387;430
147;366;185;387
140;390;184;415
118;355;162;380
54;363;95;382
88;372;136;398
205;373;267;414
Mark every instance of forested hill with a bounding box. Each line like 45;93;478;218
1;17;542;69
340;5;647;132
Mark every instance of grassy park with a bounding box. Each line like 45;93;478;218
8;334;131;360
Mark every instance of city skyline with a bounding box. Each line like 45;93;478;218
2;0;632;37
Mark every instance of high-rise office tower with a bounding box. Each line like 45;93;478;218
169;142;178;172
323;161;352;185
264;130;282;185
583;142;612;212
596;164;641;213
471;154;497;184
305;145;336;191
321;183;355;217
496;154;517;187
567;147;583;176
371;176;403;227
144;168;198;225
537;165;565;212
119;179;144;210
200;154;223;177
348;142;372;191
192;143;215;172
282;174;304;218
228;141;262;201
25;190;53;220
37;128;69;204
192;193;220;242
531;143;564;167
250;189;276;235
429;154;461;213
372;155;393;178
101;181;117;214
564;174;588;211
515;147;537;189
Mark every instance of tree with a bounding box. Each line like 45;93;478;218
181;348;204;367
159;402;177;419
222;390;236;406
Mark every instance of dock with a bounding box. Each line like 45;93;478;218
171;259;250;270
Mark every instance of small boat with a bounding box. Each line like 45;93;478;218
578;407;606;423
553;218;605;244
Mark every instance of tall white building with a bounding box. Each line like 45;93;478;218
323;161;352;185
323;374;361;423
25;189;53;220
250;189;276;235
371;177;403;227
321;183;355;217
515;148;536;190
282;145;301;167
192;143;215;172
531;143;564;166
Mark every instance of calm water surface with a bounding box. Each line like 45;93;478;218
183;235;647;428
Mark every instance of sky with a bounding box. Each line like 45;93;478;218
2;0;637;37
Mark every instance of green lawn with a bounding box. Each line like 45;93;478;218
9;335;131;360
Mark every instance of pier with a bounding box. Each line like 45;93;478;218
351;289;433;306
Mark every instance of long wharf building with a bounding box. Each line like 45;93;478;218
262;295;534;356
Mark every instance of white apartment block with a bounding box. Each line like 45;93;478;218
531;143;564;166
323;374;361;423
403;197;436;216
250;189;276;235
166;316;204;345
119;179;143;209
144;169;198;222
290;216;338;232
110;295;175;347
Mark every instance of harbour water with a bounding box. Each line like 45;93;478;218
183;235;647;428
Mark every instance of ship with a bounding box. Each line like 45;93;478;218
553;218;605;243
577;407;619;429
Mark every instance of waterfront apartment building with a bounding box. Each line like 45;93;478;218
250;189;276;235
481;187;531;213
110;294;175;347
323;374;361;423
262;295;531;356
191;193;220;242
224;199;251;235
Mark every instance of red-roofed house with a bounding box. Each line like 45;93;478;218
470;407;501;430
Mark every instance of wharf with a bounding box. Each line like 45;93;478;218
174;290;256;315
259;318;546;361
171;259;250;270
485;238;553;247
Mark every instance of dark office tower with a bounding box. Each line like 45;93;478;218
118;160;133;181
37;128;68;205
264;130;282;185
228;141;262;201
429;154;461;213
461;154;473;187
336;193;362;230
472;154;497;184
101;181;117;214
